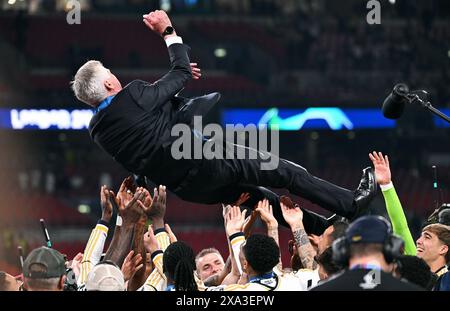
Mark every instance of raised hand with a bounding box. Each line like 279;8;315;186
142;10;174;36
121;250;143;282
369;151;391;186
255;199;278;229
116;176;136;211
234;192;250;207
165;224;177;243
280;196;304;230
225;206;248;236
222;204;231;226
143;225;160;254
141;187;153;210
190;63;202;80
121;189;147;226
70;252;83;281
100;185;115;223
242;210;258;238
146;185;167;224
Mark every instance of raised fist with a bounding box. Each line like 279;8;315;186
143;10;174;36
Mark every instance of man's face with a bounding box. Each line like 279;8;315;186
3;273;22;291
196;252;225;281
416;230;447;264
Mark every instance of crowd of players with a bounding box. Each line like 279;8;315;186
0;151;449;292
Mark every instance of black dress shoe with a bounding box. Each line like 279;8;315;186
351;167;377;220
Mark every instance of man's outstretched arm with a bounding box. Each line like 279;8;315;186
130;10;193;110
369;151;416;256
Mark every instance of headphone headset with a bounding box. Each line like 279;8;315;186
332;216;404;266
424;203;450;227
438;205;450;226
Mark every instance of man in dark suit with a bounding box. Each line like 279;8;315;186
311;216;424;291
71;10;376;232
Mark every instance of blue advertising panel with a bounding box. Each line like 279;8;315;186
222;108;396;130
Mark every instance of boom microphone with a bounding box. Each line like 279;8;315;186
40;218;52;248
382;84;410;119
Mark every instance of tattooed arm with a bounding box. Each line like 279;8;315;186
280;199;317;270
292;225;317;270
256;199;282;271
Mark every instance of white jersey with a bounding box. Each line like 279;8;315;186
206;269;320;291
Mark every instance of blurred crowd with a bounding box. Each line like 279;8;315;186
1;1;450;107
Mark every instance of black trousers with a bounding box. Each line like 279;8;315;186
171;150;356;235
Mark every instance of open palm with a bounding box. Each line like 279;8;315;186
369;151;391;186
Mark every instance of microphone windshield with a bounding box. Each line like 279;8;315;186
382;84;409;119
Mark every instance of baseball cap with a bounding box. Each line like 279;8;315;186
23;247;66;279
345;216;391;244
85;263;125;291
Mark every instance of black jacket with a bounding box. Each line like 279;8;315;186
311;269;424;291
89;43;220;186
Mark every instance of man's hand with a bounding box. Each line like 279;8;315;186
146;185;167;229
100;185;114;223
165;224;177;243
116;176;136;211
234;192;250;207
225;206;248;237
141;187;153;210
121;250;143;282
255;199;278;229
120;189;147;227
143;225;160;254
242;210;258;238
134;186;152;225
190;63;202;80
143;10;175;37
70;252;83;281
280;196;304;230
369;151;391;186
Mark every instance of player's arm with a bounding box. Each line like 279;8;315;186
256;199;282;271
281;197;318;270
369;152;416;255
78;186;112;286
103;183;147;267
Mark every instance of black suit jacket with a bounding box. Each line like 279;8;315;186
89;43;221;186
311;269;424;291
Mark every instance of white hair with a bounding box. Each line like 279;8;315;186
70;60;110;106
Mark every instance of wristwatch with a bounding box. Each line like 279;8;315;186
162;26;174;37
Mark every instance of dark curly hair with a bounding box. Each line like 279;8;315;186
242;234;280;275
